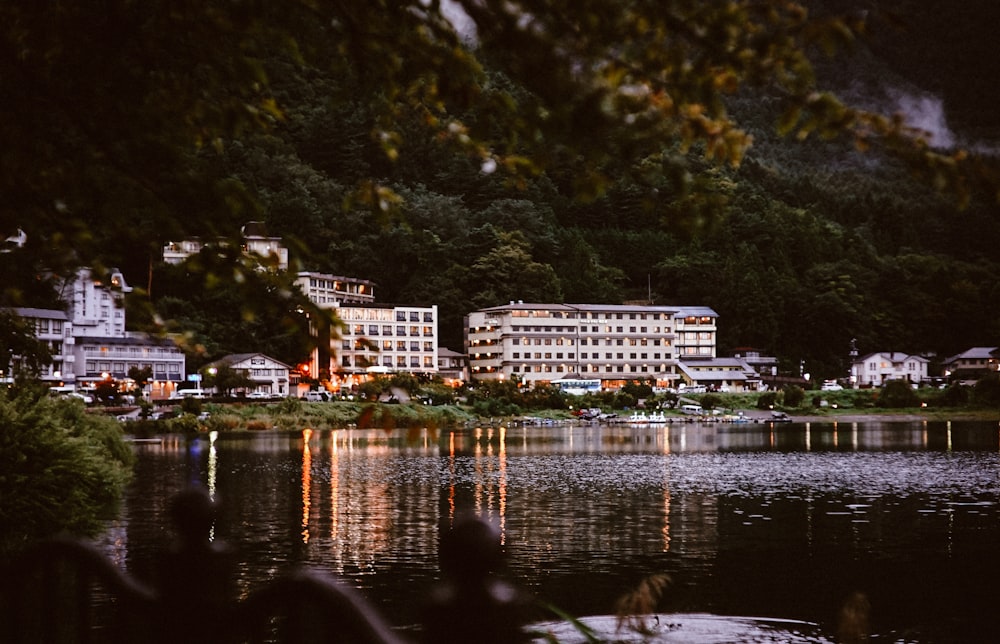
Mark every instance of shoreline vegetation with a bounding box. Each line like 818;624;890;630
119;397;1000;436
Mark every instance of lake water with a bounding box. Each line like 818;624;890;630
101;420;1000;642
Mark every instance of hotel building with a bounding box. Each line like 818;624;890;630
465;302;702;388
11;268;186;397
305;302;439;391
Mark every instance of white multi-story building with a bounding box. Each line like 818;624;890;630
8;308;74;384
55;267;131;338
304;303;438;390
241;221;289;270
465;302;691;388
13;267;187;397
674;306;718;358
162;221;288;270
294;272;376;306
74;334;186;398
162;238;206;265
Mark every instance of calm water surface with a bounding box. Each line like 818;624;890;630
102;420;1000;642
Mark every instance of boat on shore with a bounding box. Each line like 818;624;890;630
618;411;668;424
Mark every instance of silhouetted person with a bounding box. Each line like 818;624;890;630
837;591;870;643
155;486;234;644
421;514;530;643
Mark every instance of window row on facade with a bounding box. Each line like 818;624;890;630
507;351;673;361
84;362;181;377
346;340;435;352
473;364;673;374
349;325;434;336
341;356;435;368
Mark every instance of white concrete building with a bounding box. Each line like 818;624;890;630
240;221;289;270
674;306;718;358
162;221;288;270
55;267;131;339
12;268;187;397
465;302;691;388
8;308;74;384
74;334;186;397
294;272;376;306
307;303;438;390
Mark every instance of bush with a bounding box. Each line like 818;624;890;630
0;391;134;561
700;393;721;410
972;373;1000;407
178;396;203;415
756;392;777;409
939;383;970;407
612;391;638;410
782;385;805;408
878;380;919;408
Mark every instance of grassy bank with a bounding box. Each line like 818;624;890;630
123;391;1000;435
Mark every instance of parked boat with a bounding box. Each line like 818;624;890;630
625;411;667;424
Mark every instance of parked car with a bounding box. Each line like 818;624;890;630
821;381;844;391
170;389;208;399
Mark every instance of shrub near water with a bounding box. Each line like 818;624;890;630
0;390;134;560
878;380;919;408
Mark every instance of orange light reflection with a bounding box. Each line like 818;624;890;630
301;428;312;543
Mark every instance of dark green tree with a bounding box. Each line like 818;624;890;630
469;231;563;307
207;364;254;398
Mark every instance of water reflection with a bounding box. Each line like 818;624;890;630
111;421;1000;641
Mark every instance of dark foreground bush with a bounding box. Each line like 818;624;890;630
0;390;134;561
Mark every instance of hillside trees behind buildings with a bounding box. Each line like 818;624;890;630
2;1;999;374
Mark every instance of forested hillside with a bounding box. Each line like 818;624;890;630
4;1;998;380
140;4;1000;379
